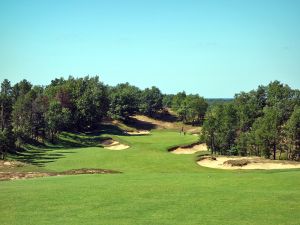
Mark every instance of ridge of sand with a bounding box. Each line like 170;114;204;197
171;143;208;154
101;139;130;150
197;156;300;170
0;168;121;181
126;130;150;135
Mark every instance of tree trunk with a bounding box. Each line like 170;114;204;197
51;130;54;143
1;149;6;160
273;143;276;160
211;135;215;155
0;101;4;131
279;149;282;160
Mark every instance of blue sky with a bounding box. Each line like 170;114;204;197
0;0;299;97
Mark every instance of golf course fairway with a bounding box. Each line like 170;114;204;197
1;130;299;225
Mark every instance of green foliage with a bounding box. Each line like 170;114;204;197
0;79;13;131
285;106;300;160
1;76;179;151
0;128;15;159
172;92;208;124
31;86;48;139
251;107;282;159
12;91;34;139
162;94;174;108
11;79;32;102
139;86;163;116
203;103;237;154
11;86;47;141
74;77;109;129
205;98;233;105
172;91;186;112
108;83;141;120
234;87;266;132
45;101;71;141
203;81;300;160
44;76;109;130
236;132;250;156
202;105;218;153
2;77;299;161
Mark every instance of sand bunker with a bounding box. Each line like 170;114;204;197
171;143;208;154
197;156;300;170
0;168;121;181
101;139;130;150
126;130;150;135
105;143;129;150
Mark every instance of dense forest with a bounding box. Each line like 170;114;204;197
0;76;207;159
202;81;300;161
1;77;299;161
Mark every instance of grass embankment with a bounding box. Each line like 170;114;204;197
1;128;300;225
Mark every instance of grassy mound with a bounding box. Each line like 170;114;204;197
198;155;216;161
224;159;250;167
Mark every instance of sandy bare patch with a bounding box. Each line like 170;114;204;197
101;139;129;150
126;130;150;135
0;168;121;181
0;160;25;169
133;115;174;129
171;143;208;154
188;127;202;134
197;156;300;170
132;115;201;133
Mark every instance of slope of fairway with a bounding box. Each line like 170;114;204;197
36;130;200;173
1;130;300;225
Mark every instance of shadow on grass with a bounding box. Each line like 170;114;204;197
89;124;126;136
12;130;112;167
151;111;178;123
87;123;151;136
11;149;74;167
10;122;145;167
124;117;156;130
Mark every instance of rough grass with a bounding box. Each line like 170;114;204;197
1;129;300;225
224;159;250;167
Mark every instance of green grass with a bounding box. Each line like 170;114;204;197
1;130;300;225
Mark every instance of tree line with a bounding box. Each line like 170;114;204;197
0;76;208;159
202;81;300;161
163;92;208;125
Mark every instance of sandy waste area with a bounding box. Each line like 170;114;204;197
197;156;300;170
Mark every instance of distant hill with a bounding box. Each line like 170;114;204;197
205;98;233;105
